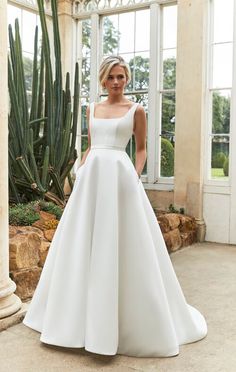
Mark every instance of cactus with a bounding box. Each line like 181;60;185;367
8;0;79;205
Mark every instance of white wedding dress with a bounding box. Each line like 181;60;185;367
23;102;207;357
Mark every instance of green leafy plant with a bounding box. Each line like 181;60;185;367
223;157;229;176
212;152;226;168
38;200;63;220
168;204;185;214
8;0;79;205
9;203;40;226
161;138;174;177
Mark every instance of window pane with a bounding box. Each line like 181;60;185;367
213;43;233;88
81;57;90;96
163;5;177;49
212;90;231;134
213;0;234;43
102;15;118;55
134;52;149;90
160;93;175;178
119;12;134;53
135;9;150;52
211;135;229;180
22;10;37;54
163;50;176;89
8;5;21;30
82;19;91;58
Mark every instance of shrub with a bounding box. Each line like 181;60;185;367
223;157;229;176
161;138;174;177
38;200;63;220
9;203;40;226
212;152;226;168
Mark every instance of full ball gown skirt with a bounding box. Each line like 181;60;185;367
23;102;207;357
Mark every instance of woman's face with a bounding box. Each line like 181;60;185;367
103;64;127;95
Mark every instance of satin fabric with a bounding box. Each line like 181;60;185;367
23;102;207;357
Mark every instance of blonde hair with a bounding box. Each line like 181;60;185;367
99;55;131;89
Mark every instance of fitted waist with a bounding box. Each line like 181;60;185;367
90;145;125;152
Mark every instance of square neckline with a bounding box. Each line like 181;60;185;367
92;102;137;120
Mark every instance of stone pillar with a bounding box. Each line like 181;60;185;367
174;0;208;241
0;0;22;318
57;0;74;81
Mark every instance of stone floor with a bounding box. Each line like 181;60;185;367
0;242;236;372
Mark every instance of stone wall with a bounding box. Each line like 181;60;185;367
154;210;198;253
9;211;197;301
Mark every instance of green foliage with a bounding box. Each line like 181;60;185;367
38;200;63;220
212;152;226;168
223;157;229;177
168;204;185;214
161;138;174;177
8;0;79;205
9;202;40;226
212;92;230;134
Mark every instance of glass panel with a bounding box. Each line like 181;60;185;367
135;9;150;52
7;5;21;30
162;49;176;89
213;0;234;43
161;92;175;136
22;10;37;54
160;92;175;178
163;5;177;49
102;15;119;55
81;98;88;135
134;52;149;90
212;90;231;134
82;19;91;58
119;12;135;53
213;43;233;88
81;57;90;96
211;135;229;180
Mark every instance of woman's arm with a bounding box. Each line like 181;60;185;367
133;105;147;178
78;105;91;167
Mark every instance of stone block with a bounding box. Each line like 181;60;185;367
163;228;182;253
157;216;170;233
9;233;40;271
179;215;196;233
180;231;197;247
165;213;180;230
10;267;42;301
44;229;56;242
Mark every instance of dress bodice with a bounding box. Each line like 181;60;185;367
89;102;139;151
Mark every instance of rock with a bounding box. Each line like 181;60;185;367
10;267;42;301
180;231;197;247
9;232;40;270
157;216;170;233
163;228;182;253
39;240;50;267
165;213;180;230
13;226;44;239
179;215;196;233
44;229;56;242
39;210;56;221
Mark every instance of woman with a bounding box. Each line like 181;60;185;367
23;55;207;357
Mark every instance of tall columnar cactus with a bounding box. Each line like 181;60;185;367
8;0;79;205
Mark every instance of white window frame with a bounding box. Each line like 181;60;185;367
74;0;177;191
204;0;235;191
